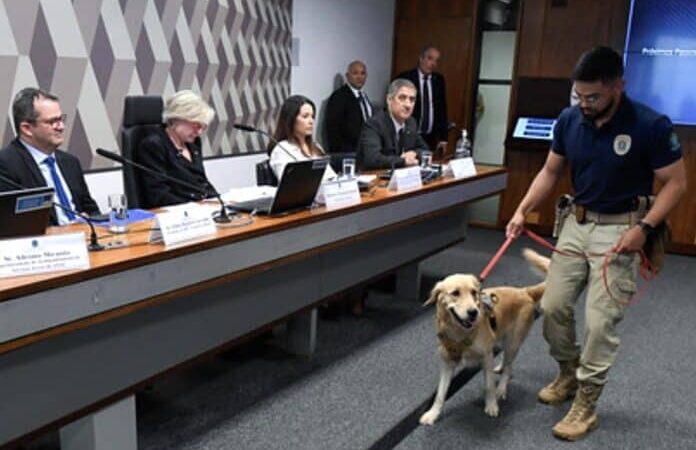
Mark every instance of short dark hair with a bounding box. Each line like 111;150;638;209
571;46;624;83
12;87;59;135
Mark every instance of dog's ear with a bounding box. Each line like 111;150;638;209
424;281;443;306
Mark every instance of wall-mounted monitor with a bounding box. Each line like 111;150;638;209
624;0;696;126
512;117;557;141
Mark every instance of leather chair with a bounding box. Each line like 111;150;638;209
256;160;278;186
120;96;164;208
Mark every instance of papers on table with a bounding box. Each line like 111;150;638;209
221;186;277;204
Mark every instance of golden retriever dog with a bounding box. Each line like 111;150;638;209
419;249;550;424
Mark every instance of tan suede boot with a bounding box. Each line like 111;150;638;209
538;358;579;404
552;382;603;441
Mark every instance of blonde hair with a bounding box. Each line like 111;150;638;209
162;90;215;125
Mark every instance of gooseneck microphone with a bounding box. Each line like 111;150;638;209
0;172;104;251
95;148;233;224
233;123;298;161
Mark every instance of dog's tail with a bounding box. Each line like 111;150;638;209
522;248;550;303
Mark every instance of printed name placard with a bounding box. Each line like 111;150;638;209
388;166;423;192
0;233;89;278
150;205;216;247
449;157;477;179
322;179;361;210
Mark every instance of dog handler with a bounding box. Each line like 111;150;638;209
506;46;686;440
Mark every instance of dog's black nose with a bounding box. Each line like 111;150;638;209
467;308;478;319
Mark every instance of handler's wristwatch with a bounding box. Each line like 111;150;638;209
638;220;655;237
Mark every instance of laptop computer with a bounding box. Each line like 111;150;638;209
233;159;328;215
0;187;54;239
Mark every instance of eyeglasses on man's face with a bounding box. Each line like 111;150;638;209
31;113;67;127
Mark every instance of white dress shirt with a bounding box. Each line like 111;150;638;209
269;140;337;182
22;140;76;225
269;140;337;204
348;85;372;120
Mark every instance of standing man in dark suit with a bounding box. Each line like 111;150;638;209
357;78;429;170
395;45;449;154
325;60;373;153
0;87;100;225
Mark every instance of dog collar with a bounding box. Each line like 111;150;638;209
480;292;496;312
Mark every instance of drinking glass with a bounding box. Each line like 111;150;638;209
108;193;128;234
342;157;356;179
420;151;433;168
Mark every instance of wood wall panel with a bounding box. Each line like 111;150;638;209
392;0;478;155
667;128;696;253
516;0;630;78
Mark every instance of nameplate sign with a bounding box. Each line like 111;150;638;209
449;157;477;179
322;179;361;210
150;206;216;247
0;233;90;278
388;166;423;192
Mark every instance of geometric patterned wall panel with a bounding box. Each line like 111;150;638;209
0;0;292;170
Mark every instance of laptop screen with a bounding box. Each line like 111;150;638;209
269;158;328;215
0;187;54;238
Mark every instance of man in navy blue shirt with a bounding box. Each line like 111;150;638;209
507;47;686;440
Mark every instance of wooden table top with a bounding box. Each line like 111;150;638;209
0;165;505;302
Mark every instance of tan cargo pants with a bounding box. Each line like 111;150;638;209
541;213;639;385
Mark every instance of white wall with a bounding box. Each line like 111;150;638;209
84;0;397;211
291;0;396;146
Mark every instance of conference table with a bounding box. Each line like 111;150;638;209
0;164;506;449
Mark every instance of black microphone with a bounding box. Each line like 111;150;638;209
0;172;104;251
233;123;298;161
96;148;233;224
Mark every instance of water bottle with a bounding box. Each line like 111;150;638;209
454;129;472;159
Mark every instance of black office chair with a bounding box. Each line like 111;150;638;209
119;96;164;208
256;160;278;186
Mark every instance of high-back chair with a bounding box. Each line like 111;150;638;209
120;96;163;208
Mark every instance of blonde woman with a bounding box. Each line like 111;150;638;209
137;90;216;208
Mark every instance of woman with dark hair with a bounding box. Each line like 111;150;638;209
268;95;336;182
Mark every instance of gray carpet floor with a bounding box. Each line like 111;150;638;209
23;228;696;450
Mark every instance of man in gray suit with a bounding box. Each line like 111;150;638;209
357;78;429;170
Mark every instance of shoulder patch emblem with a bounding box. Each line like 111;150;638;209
613;134;632;155
669;132;681;153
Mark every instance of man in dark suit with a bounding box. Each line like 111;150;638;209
0;87;100;225
394;45;449;153
357;78;429;170
325;60;373;153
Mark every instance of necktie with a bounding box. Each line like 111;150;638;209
43;156;75;220
397;128;405;154
421;75;430;134
358;91;369;121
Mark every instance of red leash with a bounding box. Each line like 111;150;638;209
479;228;656;305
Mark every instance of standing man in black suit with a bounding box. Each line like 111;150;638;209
357;78;429;170
325;60;373;153
395;45;449;154
0;87;100;225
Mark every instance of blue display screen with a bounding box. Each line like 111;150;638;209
624;0;696;125
15;193;53;213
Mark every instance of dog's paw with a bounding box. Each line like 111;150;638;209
496;386;507;401
419;409;440;425
484;401;499;417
